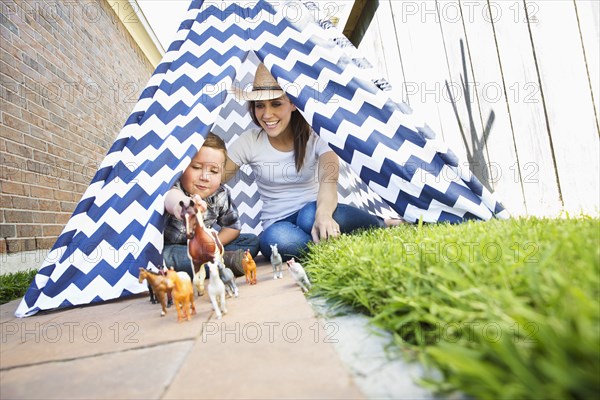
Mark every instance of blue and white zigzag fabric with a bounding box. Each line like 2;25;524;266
16;0;507;317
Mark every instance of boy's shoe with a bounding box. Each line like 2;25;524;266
223;249;245;277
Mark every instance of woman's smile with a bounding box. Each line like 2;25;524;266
263;120;279;129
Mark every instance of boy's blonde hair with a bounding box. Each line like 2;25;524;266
202;132;227;156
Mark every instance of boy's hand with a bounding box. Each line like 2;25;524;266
190;194;207;213
177;195;207;221
173;201;187;221
165;188;208;220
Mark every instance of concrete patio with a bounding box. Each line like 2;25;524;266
0;257;434;400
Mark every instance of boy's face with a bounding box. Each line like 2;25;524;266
180;147;225;199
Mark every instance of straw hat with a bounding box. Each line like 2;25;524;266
233;63;285;101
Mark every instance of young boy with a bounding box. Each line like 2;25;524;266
163;133;259;277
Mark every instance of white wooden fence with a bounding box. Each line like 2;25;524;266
358;0;599;217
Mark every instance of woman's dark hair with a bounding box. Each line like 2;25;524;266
248;99;311;172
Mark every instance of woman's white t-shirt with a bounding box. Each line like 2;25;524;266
228;128;332;229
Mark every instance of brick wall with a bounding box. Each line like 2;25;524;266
0;0;155;257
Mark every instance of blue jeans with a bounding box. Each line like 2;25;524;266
259;201;383;261
163;233;260;279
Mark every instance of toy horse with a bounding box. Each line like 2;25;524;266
146;264;173;307
139;267;173;316
166;268;196;322
181;199;224;297
206;261;228;319
217;258;238;298
242;249;257;285
270;244;283;279
287;258;311;293
145;264;161;304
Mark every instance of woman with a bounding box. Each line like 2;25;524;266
224;64;400;260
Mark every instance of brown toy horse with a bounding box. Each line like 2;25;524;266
139;267;173;317
181;199;224;296
166;268;196;322
242;249;257;285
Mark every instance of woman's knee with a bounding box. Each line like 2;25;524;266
261;239;307;261
333;204;382;232
296;201;317;233
260;222;311;260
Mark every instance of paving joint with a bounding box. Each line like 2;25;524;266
0;337;198;373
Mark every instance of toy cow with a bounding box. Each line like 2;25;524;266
287;258;311;293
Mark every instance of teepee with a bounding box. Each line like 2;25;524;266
15;0;507;317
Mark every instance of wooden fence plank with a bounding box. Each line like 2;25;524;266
528;0;599;215
458;0;527;215
574;0;600;122
490;0;562;216
387;0;469;161
373;1;407;100
437;0;493;189
357;10;388;79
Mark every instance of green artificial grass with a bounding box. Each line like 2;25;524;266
304;217;600;400
0;269;37;305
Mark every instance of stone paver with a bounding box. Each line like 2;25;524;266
164;263;359;400
0;341;194;400
0;259;364;400
0;291;210;369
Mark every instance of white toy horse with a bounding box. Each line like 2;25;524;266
287;258;311;293
206;260;227;319
217;258;238;298
270;244;283;279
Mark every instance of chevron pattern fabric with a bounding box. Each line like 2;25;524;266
15;0;507;317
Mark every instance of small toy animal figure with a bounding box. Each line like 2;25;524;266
217;259;238;298
181;199;224;297
242;249;257;285
287;258;311;293
166;268;196;322
206;261;228;319
146;264;173;307
139;267;174;316
270;244;283;279
145;264;161;304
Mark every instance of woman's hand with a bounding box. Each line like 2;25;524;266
311;212;340;243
